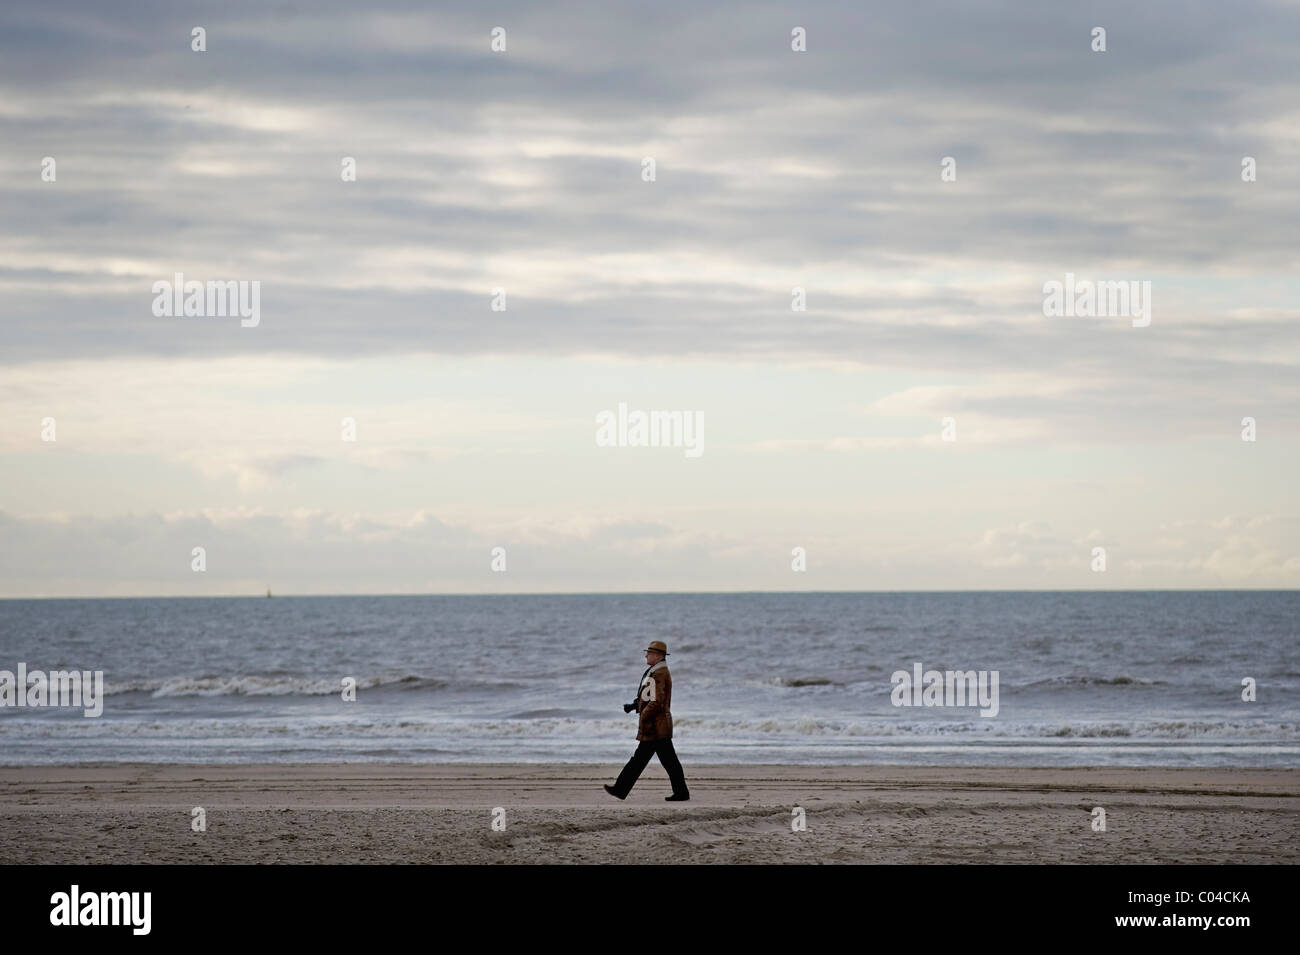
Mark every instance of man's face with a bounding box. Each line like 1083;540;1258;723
645;650;663;666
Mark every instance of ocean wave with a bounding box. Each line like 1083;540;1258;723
101;674;525;698
1023;674;1163;688
3;714;1295;742
675;717;1300;740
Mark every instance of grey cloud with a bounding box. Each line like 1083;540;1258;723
2;507;1295;597
1;0;1298;426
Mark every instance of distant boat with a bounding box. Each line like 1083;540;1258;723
266;588;272;598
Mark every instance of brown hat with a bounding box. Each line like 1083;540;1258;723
645;641;669;655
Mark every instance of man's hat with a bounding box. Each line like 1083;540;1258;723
645;640;670;655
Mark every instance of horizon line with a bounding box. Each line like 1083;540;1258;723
2;587;1296;601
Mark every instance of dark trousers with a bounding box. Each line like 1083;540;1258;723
612;738;689;798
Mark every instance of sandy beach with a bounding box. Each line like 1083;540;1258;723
1;763;1295;864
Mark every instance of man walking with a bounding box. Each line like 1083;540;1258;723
604;641;690;801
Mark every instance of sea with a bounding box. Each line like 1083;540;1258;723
0;592;1295;767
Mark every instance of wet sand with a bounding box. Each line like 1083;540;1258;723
1;763;1295;864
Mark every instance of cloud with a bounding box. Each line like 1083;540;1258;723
2;505;1296;597
3;2;1299;594
1;0;1298;376
972;516;1300;586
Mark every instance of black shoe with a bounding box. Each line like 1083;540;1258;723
603;784;626;800
665;794;690;801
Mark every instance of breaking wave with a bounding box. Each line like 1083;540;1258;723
101;674;523;698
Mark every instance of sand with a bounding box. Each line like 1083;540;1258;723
0;763;1295;864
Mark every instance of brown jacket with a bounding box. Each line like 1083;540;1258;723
636;663;673;741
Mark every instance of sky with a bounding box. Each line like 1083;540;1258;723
1;0;1298;596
